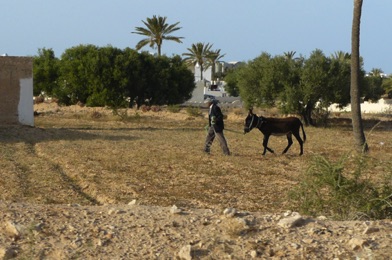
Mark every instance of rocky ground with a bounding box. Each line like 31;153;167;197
1;200;392;259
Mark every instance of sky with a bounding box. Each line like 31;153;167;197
1;0;391;73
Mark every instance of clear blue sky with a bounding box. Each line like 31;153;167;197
1;0;391;73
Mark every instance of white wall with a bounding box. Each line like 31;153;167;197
329;99;392;114
18;78;34;126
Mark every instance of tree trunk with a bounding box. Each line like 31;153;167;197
211;62;216;81
351;0;368;152
157;44;161;56
301;101;314;126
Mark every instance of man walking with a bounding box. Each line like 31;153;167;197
204;98;230;155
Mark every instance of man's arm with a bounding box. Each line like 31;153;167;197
213;106;224;121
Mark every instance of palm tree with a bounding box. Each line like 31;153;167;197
369;68;383;77
182;42;213;80
351;0;368;152
132;15;183;56
206;49;225;82
283;51;297;60
331;51;351;63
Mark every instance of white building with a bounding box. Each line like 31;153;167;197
189;61;244;102
329;98;392;114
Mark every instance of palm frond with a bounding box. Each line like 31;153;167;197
132;15;183;55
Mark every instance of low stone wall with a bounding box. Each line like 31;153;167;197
183;97;243;109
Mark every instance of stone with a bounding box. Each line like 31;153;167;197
363;226;380;235
128;199;137;205
348;237;369;251
291;243;300;249
5;221;22;239
170;205;182;214
223;207;237;218
0;246;17;259
302;238;314;244
278;214;305;228
178;245;192;260
250;250;257;258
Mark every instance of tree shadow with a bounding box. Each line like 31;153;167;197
326;118;392;131
0;124;205;145
0;125;140;144
61;126;203;132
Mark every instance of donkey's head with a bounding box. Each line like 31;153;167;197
244;109;257;134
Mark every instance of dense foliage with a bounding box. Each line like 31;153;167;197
33;48;60;97
224;49;388;126
33;46;195;107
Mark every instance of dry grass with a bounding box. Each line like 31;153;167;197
1;104;391;215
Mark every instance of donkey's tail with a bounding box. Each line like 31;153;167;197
301;122;306;142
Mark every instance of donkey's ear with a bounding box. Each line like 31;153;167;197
248;108;253;115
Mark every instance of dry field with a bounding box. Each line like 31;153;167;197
1;103;391;212
0;102;391;259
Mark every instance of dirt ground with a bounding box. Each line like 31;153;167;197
0;102;391;259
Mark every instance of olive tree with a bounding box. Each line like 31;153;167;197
33;48;60;96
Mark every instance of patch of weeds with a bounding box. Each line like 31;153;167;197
72;113;83;120
0;146;14;159
186;106;202;117
232;108;244;116
111;107;129;121
116;111;141;122
43;197;57;204
167;104;181;113
132;111;141;121
313;106;330;127
90;111;102;119
289;153;392;220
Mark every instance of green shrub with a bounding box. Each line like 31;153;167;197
186;106;202;117
289;153;392;220
167;105;181;113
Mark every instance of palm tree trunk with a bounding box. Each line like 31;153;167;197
211;62;216;81
351;0;368;152
157;44;161;56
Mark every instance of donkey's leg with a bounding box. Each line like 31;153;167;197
293;131;304;155
262;135;274;155
282;133;293;154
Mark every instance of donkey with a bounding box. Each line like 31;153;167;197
244;109;306;155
